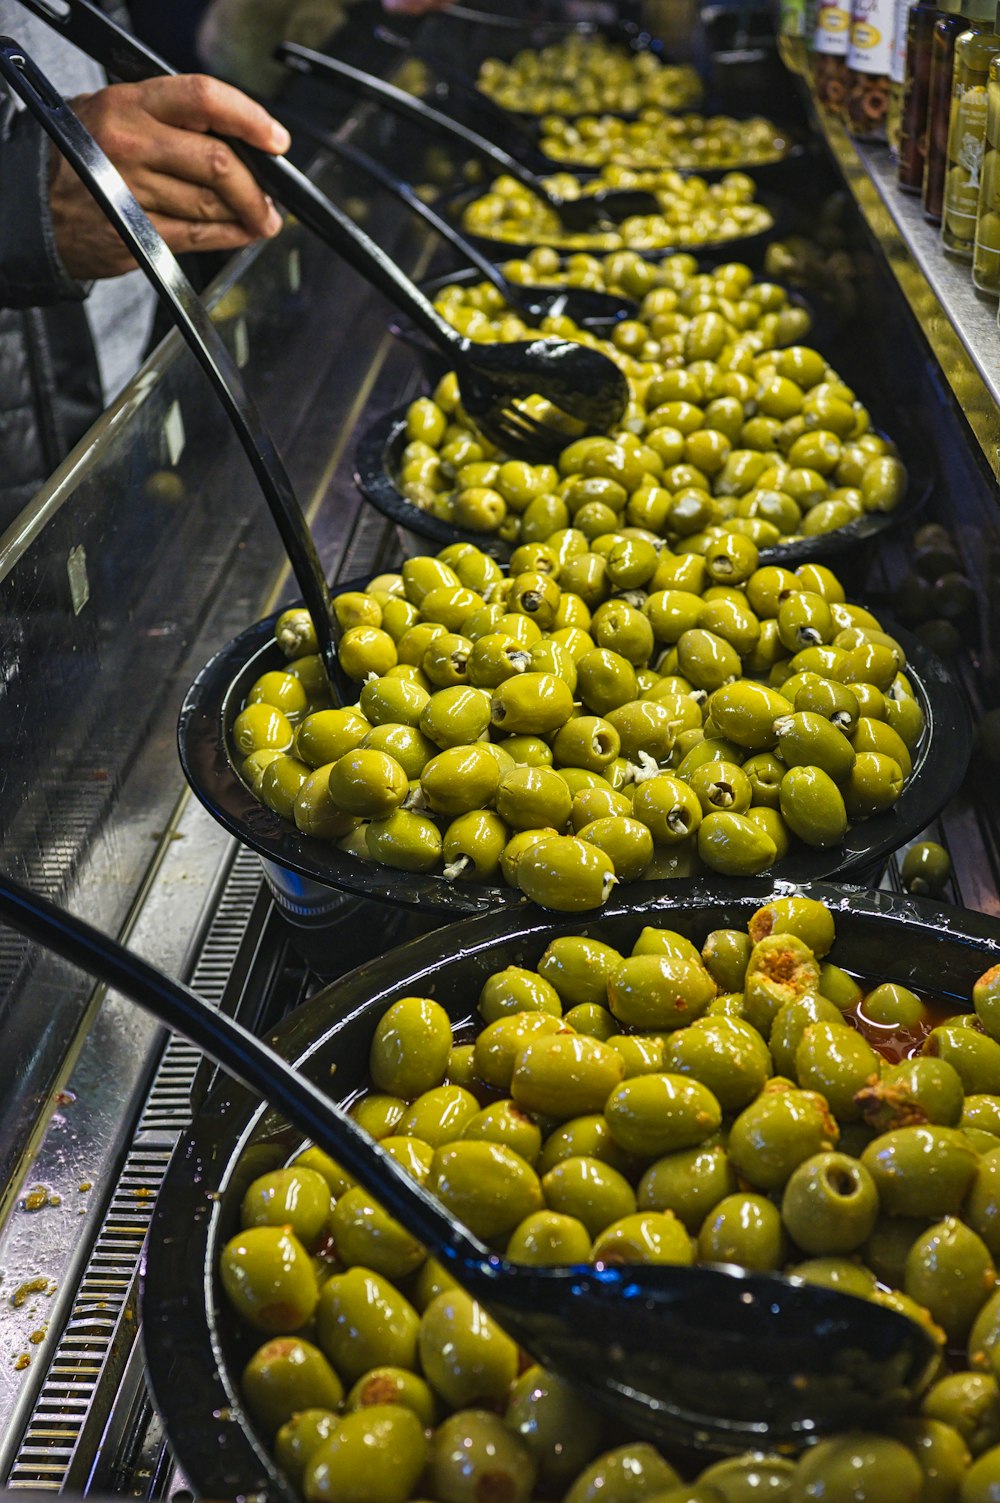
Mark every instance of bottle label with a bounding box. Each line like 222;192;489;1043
945;86;989;232
890;0;918;82
847;0;895;72
815;0;851;55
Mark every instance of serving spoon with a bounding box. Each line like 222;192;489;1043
285;123;638;334
12;0;628;462
0;870;938;1453
274;43;663;231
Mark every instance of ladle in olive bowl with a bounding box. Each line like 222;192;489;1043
7;2;629;463
280;121;639;336
0;871;938;1460
275;42;664;231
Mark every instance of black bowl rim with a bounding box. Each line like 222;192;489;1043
177;580;971;917
534;132;808;181
392;261;834;358
142;878;1000;1503
434;182;792;267
354;401;927;569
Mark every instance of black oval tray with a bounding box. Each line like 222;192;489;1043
390;263;836;373
436;183;791;268
354;402;929;570
143;879;1000;1503
536;133;809;184
177;591;969;918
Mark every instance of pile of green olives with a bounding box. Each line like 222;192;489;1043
475;37;703;117
461;169;772;253
538;110;790;172
233;537;924;907
218;895;1000;1502
400;344;906;555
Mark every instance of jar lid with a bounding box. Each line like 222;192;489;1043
960;0;996;21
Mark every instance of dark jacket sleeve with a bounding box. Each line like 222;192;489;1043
0;97;88;309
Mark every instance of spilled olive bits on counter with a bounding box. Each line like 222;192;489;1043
217;897;1000;1499
235;540;925;908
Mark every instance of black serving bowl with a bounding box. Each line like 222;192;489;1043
143;880;1000;1503
354;402;930;574
389;264;837;379
436;183;792;269
534;131;810;186
177;586;969;920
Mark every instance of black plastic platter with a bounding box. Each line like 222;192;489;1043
143;880;1000;1503
436;183;792;269
177;588;970;918
354;401;930;570
534;133;809;184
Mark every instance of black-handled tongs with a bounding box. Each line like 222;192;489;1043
11;0;629;459
0;36;346;697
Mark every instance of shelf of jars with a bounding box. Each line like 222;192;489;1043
797;76;1000;481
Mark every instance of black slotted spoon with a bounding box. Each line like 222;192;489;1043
0;868;939;1454
288;124;637;334
12;0;629;462
0;38;344;698
275;42;663;230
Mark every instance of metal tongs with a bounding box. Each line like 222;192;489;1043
274;43;663;231
0;38;345;697
10;0;629;459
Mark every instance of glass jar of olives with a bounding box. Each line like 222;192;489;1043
897;0;947;188
924;0;966;221
813;0;853;113
973;53;1000;288
889;0;922;149
941;0;1000;257
846;0;897;137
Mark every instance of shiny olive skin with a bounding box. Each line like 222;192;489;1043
564;1442;681;1503
370;996;452;1101
220;1226;318;1333
315;1266;420;1382
428;1141;543;1240
512;1032;626;1118
860;1126;980;1218
419;1290;519;1409
638;1143;738;1232
506;1364;606;1488
780;1151;879;1254
728;1087;839;1190
904;1217;997;1343
789;1432;923;1503
241;1166;331;1249
303;1404;428;1503
698;1191;787;1272
427;1408;537;1503
243;1337;344;1436
605;1073;722;1157
328;1187;425;1281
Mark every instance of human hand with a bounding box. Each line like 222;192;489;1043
49;73;292;280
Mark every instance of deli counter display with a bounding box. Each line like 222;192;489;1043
3;5;1000;1501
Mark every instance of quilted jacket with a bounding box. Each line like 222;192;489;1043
0;3;124;531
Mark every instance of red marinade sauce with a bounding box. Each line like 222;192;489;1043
841;978;979;1064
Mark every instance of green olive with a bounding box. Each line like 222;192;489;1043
220;1225;318;1333
419;1290;519;1408
303;1404;428;1503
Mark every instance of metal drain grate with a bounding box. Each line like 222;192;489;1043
5;845;265;1493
